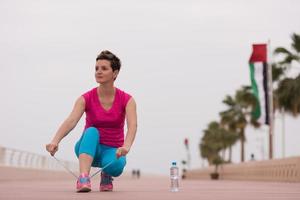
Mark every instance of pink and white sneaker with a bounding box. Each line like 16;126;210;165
76;173;91;192
100;172;113;192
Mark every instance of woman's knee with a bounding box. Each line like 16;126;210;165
75;127;100;158
104;157;126;177
74;141;80;158
84;127;100;140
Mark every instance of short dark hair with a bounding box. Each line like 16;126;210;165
96;50;121;71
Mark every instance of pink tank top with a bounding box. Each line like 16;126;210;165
82;87;132;147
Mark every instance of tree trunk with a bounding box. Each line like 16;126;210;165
222;149;226;161
228;146;232;163
240;128;245;162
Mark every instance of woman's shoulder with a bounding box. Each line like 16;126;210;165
116;87;132;98
116;88;133;108
82;87;97;100
83;87;97;95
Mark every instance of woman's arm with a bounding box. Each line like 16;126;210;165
46;96;85;156
116;97;137;158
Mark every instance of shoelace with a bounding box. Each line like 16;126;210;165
78;176;90;184
52;155;116;179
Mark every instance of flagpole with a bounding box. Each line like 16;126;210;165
267;39;274;159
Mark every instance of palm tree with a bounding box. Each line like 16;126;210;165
221;124;239;163
220;86;260;162
273;33;300;116
199;121;238;163
215;96;240;163
274;33;300;68
200;121;224;165
275;75;300;116
272;62;285;82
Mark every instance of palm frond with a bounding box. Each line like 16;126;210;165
274;47;292;55
279;55;296;64
291;33;300;53
222;95;235;106
272;63;285;81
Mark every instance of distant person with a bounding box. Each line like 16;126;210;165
132;169;136;178
46;50;137;192
182;169;187;179
250;153;255;161
136;169;140;179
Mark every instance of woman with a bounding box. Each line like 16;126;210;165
46;50;137;192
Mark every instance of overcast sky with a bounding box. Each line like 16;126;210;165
0;0;299;175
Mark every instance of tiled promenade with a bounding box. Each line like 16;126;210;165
1;166;300;200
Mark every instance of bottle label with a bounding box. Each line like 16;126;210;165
170;167;179;177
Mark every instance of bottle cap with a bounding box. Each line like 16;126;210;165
172;161;176;166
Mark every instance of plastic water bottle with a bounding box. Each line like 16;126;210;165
170;161;179;192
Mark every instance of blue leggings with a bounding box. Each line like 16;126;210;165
74;127;126;177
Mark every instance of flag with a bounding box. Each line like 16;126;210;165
249;44;269;125
184;138;189;149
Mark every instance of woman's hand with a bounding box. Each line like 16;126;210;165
116;146;129;158
116;98;137;159
46;143;59;156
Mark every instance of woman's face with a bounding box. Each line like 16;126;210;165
95;59;118;84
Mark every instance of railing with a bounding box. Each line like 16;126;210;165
184;156;300;182
0;146;77;172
